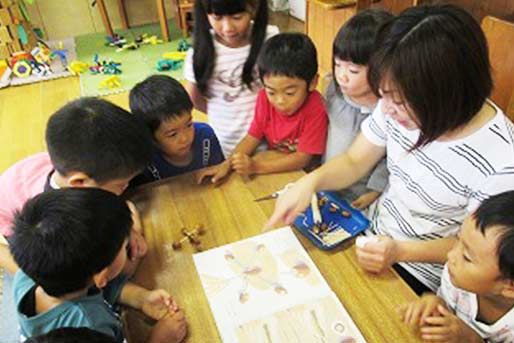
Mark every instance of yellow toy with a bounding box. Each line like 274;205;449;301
99;75;121;90
162;51;187;60
68;61;89;76
143;35;163;45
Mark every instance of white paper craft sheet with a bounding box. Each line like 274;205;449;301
193;227;367;343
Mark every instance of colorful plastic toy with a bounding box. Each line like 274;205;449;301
177;39;191;52
89;55;122;75
68;60;89;76
99;75;121;90
162;51;187;60
156;59;183;71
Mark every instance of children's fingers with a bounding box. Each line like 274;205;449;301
421;325;450;335
406;304;424;326
420;304;438;324
195;170;212;184
420;333;447;342
423;316;447;326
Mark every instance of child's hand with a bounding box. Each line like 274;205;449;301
129;229;148;260
149;309;187;343
126;200;144;234
351;191;381;209
142;289;179;321
195;161;231;184
420;305;483;343
398;294;445;327
355;235;399;273
231;152;255;176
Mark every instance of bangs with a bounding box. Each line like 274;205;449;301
204;0;248;15
333;26;376;65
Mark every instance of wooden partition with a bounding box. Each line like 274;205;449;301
482;16;514;121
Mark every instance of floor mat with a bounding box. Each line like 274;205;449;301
75;21;188;96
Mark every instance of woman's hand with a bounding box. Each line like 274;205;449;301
264;173;318;230
356;235;399;273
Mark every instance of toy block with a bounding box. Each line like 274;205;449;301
0;8;11;25
0;43;9;59
0;25;11;43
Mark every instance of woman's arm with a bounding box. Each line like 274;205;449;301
265;133;386;228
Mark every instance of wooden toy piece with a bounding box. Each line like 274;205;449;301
172;229;190;250
312;224;320;234
341;210;352;218
172;224;206;250
318;196;328;208
320;222;329;233
328;202;340;213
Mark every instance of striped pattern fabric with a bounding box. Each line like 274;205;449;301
363;100;514;291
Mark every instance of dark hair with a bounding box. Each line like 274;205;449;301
10;188;132;296
46;97;153;183
368;5;492;148
333;9;393;65
130;75;193;133
25;328;116;343
257;32;317;84
473;191;514;280
193;0;268;95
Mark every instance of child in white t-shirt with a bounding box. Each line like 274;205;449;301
183;0;278;156
399;191;514;343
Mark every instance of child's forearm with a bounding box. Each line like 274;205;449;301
253;151;312;174
119;282;148;309
396;236;457;264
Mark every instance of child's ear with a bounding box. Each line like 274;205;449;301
92;267;111;289
308;74;319;92
500;279;514;299
68;172;96;188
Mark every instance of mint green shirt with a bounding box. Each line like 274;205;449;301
13;271;125;342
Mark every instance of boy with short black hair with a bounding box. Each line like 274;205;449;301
399;191;514;342
197;33;328;183
129;75;224;184
11;188;187;342
0;97;153;273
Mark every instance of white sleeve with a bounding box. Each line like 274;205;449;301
437;265;455;310
183;48;196;83
360;100;388;147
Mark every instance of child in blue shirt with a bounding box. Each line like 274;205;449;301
10;188;186;342
130;75;224;184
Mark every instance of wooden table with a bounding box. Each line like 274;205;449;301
124;171;422;342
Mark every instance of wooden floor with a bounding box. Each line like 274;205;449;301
0;77;130;173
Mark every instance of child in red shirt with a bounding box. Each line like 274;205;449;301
198;33;328;182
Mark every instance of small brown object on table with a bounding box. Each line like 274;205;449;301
123;171;422;342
